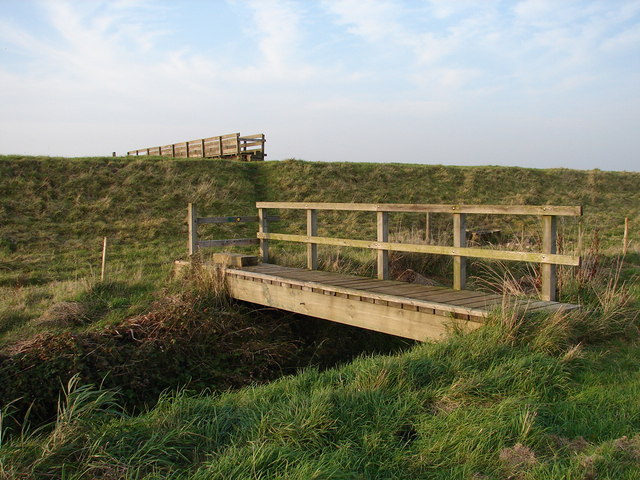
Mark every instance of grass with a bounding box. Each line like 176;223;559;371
0;155;638;478
0;308;638;479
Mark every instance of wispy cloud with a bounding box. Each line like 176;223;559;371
0;0;637;169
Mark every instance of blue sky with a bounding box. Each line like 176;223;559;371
0;0;638;170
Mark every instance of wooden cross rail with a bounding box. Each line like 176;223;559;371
127;133;266;161
255;202;582;302
187;203;279;255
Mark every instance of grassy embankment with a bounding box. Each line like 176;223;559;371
0;156;638;478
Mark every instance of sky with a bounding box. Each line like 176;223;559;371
0;0;638;171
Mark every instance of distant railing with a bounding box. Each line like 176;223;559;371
255;202;583;302
128;133;265;161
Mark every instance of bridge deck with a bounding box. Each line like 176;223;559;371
225;264;578;341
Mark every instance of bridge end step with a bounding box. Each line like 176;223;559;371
212;253;259;268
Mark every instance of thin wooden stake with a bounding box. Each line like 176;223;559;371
101;237;107;281
623;217;629;256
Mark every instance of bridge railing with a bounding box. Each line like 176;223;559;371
187;203;279;255
255;202;582;302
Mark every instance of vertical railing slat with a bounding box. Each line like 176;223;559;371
541;215;557;301
453;213;466;290
307;209;318;270
377;211;389;280
259;207;269;263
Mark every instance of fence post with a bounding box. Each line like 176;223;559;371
201;139;206;158
186;141;190;159
453;213;466;289
541;215;557;301
377;211;389;280
259;207;269;262
188;203;198;256
307;209;318;270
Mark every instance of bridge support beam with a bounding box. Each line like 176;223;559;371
226;275;481;341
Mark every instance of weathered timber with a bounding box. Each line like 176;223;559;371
128;133;265;161
226;274;482;341
197;215;280;224
256;232;581;266
256;202;582;216
212;253;258;267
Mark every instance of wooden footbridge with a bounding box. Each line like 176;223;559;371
185;202;582;341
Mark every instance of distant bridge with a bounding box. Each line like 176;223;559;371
184;202;582;341
128;132;265;161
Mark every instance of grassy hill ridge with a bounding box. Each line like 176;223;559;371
0;155;638;479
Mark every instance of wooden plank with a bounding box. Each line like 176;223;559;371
377;211;389;280
256;202;582;217
363;284;445;295
197;215;280;224
410;290;490;303
226;276;482;341
226;267;490;317
198;238;259;247
257;232;580;266
453;213;466;290
541;215;557;301
452;296;506;308
307;209;318;270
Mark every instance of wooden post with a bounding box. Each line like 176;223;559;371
425;212;431;243
307;209;318;270
218;136;223;156
259;207;269;263
188;203;198;256
201;138;206;158
623;217;629;256
101;237;107;281
541;215;557;302
377;211;389;280
453;213;466;290
171;144;176;157
185;141;190;159
236;133;241;157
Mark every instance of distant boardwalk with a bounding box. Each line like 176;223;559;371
127;133;265;161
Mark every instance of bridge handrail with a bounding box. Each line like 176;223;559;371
255;201;582;302
187;203;279;255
